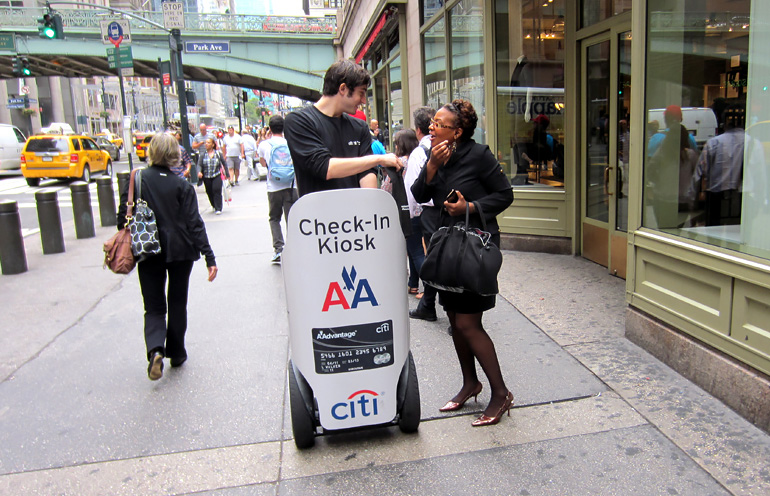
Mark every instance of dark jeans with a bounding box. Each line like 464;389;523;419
406;216;425;289
203;176;223;212
267;187;298;252
137;257;194;361
420;226;437;310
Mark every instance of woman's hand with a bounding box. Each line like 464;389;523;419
207;266;218;282
444;190;471;216
198;172;203;179
428;140;452;168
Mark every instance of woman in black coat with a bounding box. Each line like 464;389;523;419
411;99;514;426
118;133;218;381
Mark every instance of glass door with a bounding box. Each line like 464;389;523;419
580;27;631;278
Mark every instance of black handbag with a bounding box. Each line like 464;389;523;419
129;169;161;262
420;202;503;296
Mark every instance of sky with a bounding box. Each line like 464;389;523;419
234;0;306;16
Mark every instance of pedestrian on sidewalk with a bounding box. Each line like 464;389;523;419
173;130;193;180
241;129;259;181
284;59;402;197
258;115;298;263
404;106;437;306
222;125;244;186
411;99;514;426
391;128;422;295
117;133;218;381
197;137;226;214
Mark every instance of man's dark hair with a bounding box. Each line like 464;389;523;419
322;59;370;97
269;115;284;134
413;106;436;136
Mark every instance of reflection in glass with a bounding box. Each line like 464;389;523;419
375;74;389;149
642;0;770;260
451;0;485;144
616;31;631;232
582;0;632;28
424;18;447;111
423;0;444;25
585;41;610;222
494;0;565;186
390;56;403;143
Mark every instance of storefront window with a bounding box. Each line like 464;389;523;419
643;0;770;260
494;0;565;187
451;0;485;144
390;55;403;141
581;0;632;27
422;0;444;25
424;18;448;110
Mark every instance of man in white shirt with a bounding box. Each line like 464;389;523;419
241;129;259;181
405;106;439;322
258;115;298;263
222;125;244;185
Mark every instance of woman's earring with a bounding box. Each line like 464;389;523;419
450;141;457;153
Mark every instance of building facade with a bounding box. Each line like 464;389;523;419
337;0;770;431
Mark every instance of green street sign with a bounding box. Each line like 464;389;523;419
0;33;16;52
106;46;133;69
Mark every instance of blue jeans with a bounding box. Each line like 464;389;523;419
406;216;425;289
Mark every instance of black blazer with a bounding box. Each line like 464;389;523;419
117;166;216;267
411;140;513;236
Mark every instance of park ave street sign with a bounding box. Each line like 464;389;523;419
184;41;230;53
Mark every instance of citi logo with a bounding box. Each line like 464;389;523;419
348;140;361;146
322;266;379;312
331;389;380;420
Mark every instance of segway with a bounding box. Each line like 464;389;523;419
282;188;420;448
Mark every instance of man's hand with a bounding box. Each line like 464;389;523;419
207;266;218;282
380;153;404;172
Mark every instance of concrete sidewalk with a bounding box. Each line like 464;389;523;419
1;179;769;495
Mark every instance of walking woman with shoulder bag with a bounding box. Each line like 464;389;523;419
118;133;218;381
197;137;226;215
411;99;514;426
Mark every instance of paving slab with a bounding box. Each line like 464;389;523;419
277;425;730;496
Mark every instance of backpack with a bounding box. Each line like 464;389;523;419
268;141;295;184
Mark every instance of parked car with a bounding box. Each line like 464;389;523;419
21;134;112;186
95;136;120;162
135;134;153;162
0;123;27;170
95;130;123;150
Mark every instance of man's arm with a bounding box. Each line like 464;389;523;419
326;154;400;180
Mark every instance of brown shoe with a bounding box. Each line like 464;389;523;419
148;351;164;381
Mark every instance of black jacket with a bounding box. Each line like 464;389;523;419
117;166;216;267
411;140;513;236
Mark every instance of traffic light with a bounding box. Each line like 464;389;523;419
242;90;248;103
12;56;21;77
37;13;63;39
233;101;240;118
20;57;31;77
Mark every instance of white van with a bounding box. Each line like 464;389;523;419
647;107;718;148
0;124;27;170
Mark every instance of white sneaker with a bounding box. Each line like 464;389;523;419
215;210;222;215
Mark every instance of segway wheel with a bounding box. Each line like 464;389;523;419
398;351;421;433
288;360;316;449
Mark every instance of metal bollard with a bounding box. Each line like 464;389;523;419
70;181;95;239
116;170;130;200
96;176;117;227
35;189;65;254
0;200;28;275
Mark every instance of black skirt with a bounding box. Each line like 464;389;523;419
438;290;496;314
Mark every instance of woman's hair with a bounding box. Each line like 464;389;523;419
443;99;478;142
205;137;218;150
148;132;180;168
393;129;419;157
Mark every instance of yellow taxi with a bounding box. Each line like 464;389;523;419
95;131;123;150
21;134;112;187
135;134;153;162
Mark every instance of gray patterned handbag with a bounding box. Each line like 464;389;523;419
129;169;161;262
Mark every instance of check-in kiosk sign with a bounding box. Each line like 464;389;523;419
283;189;409;430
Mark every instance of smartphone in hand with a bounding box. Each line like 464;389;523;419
446;189;459;203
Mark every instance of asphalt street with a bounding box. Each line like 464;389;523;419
1;177;769;495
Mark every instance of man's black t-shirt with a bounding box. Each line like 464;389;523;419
284;105;375;197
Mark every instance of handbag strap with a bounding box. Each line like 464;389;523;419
135;169;143;200
126;168;140;218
